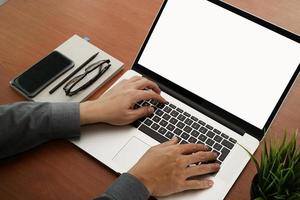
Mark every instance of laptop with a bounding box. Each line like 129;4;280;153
71;0;300;199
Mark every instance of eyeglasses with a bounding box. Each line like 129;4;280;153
63;59;111;96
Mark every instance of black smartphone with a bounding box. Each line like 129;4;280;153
10;51;74;98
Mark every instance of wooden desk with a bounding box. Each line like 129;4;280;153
0;1;299;199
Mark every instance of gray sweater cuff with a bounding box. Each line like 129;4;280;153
104;173;150;200
51;102;80;139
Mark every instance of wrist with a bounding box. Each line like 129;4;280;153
128;169;154;195
80;101;104;125
79;101;89;125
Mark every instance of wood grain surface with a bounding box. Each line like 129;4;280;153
0;0;299;199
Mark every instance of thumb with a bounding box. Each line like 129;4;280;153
161;136;178;146
132;106;154;120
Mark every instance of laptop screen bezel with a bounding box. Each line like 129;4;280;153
132;0;300;141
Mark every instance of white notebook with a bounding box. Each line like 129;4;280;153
31;35;124;102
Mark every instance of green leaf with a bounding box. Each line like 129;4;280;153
242;130;300;199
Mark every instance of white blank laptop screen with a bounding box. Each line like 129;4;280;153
139;0;300;129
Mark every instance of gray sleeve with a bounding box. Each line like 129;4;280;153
0;102;80;159
94;173;150;200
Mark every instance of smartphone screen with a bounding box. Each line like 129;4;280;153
12;51;74;97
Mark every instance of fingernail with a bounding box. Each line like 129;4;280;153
208;180;214;186
214;163;220;170
148;107;154;113
214;152;218;157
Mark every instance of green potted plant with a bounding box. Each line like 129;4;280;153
243;131;300;200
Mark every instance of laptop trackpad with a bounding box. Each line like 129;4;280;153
112;137;150;172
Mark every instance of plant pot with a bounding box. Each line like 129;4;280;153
250;174;259;200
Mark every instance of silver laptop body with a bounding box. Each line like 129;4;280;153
72;1;300;199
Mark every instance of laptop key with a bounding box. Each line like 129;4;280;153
206;124;213;130
138;117;146;123
176;108;184;113
191;130;200;137
221;133;229;139
181;132;189;140
166;132;174;139
213;143;222;151
188;136;197;143
166;124;175;131
219;148;230;161
177;114;186;121
213;129;221;134
191;116;198;121
197;141;204;145
206;131;215;138
169;117;178;125
150;99;158;105
155;109;164;116
214;135;222;143
132;120;141;128
151;123;160;130
158;127;167;135
198;120;206;126
170;110;179;117
192;122;200;130
174;128;183;135
163;106;172;113
229;138;237;144
159;120;168;127
142;102;150;107
221;140;234;149
144;119;153;126
184;118;193;125
199;127;208;134
148;113;154;119
183;112;191;117
176;121;185;129
133;104;140;109
198;134;207;142
181;140;188;144
139;124;168;143
206;138;215;146
169;104;176;109
137;100;144;105
157;103;165;109
183;126;192;133
162;113;171;121
152;116;161;123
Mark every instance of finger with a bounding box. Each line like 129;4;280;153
129;75;143;82
131;106;155;120
178;143;208;155
161;136;179;146
184;151;218;165
183;179;214;191
134;78;161;94
185;163;220;177
133;90;166;104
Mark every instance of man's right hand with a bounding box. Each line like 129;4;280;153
128;138;220;197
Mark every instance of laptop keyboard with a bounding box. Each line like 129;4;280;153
132;99;237;165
